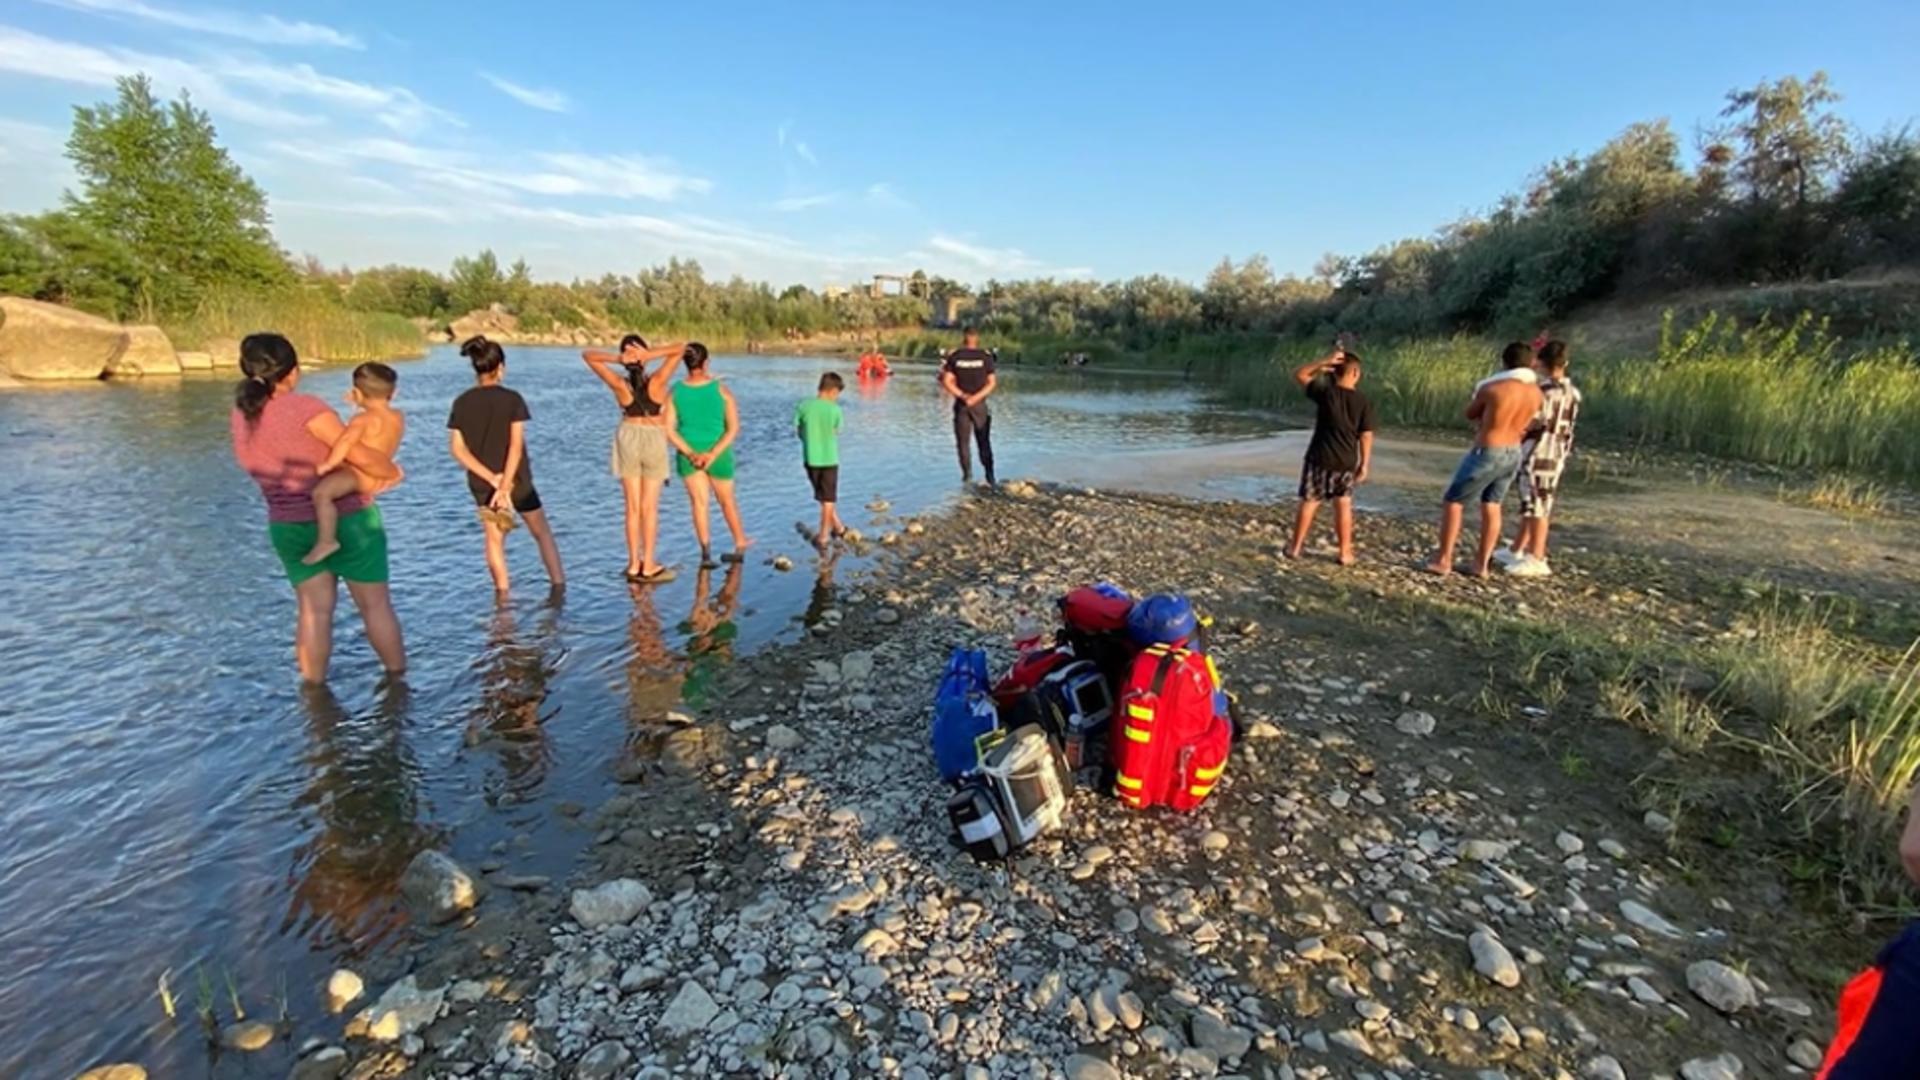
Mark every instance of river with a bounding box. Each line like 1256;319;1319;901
0;347;1279;1078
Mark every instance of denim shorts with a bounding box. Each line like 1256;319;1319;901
1443;446;1524;505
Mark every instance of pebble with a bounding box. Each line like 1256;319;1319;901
570;878;652;929
1190;1010;1252;1059
1619;899;1685;938
1583;1055;1628;1080
659;981;721;1035
1395;710;1437;736
1064;1055;1121;1080
1680;1052;1745;1080
1556;831;1586;854
1201;829;1230;853
220;1020;276;1052
1470;929;1522;987
1687;960;1758;1014
1328;1029;1377;1057
326;968;364;1013
1462;839;1511;863
1644;810;1677;836
1787;1038;1824;1069
74;1069;146;1080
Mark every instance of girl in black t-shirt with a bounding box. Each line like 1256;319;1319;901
447;336;566;594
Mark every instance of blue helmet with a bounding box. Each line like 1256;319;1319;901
1127;593;1196;647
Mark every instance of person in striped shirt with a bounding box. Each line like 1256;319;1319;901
1500;340;1582;577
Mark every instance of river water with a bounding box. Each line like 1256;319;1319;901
0;348;1277;1078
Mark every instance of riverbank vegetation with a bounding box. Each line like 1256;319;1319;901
0;76;418;361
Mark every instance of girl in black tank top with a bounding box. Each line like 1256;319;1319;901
625;371;663;418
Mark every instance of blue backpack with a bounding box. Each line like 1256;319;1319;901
931;647;1000;784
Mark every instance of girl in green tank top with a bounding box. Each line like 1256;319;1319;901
663;344;751;564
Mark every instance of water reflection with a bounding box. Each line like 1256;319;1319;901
467;602;565;805
678;563;743;712
284;684;432;954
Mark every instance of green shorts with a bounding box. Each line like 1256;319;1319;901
676;447;737;481
268;504;390;586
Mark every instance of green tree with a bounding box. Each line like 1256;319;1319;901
0;212;146;317
64;74;286;314
448;249;506;314
1716;72;1851;208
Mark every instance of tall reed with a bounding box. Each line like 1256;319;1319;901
1216;312;1920;481
165;287;424;364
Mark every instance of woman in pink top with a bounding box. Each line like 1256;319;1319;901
231;333;407;683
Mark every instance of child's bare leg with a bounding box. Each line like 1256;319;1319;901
1426;502;1464;575
815;503;831;547
1528;515;1551;561
1473;502;1503;577
1334;496;1356;566
1286;500;1320;559
302;470;359;565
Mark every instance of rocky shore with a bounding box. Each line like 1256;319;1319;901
83;482;1899;1080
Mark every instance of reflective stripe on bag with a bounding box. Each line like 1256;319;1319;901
1188;784;1214;798
1126;704;1154;720
1123;725;1152;743
1195;762;1224;780
958;816;1002;843
1115;773;1143;790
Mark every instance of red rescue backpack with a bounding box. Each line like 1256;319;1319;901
991;645;1075;713
1111;644;1231;811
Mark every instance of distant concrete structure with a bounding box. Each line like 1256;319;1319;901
935;295;968;327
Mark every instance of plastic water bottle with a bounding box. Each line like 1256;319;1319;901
1012;609;1045;655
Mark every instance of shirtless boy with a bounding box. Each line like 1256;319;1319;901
304;362;405;565
1425;343;1542;578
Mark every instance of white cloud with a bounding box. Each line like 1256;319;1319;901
480;73;569;113
0;24;321;127
772;193;837;212
210;59;461;133
32;0;360;49
866;181;910;209
265;140;710;203
924;233;1091;280
776;120;818;166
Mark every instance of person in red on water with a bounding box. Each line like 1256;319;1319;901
857;346;891;379
1814;783;1920;1078
940;326;997;486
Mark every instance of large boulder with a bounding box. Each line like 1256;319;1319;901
204;338;241;374
107;325;182;377
398;849;479;924
0;297;129;380
448;305;519;344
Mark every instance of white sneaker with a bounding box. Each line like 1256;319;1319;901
1492;548;1522;567
1504;556;1552;578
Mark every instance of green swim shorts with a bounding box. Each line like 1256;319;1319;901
676;447;737;481
268;504;391;586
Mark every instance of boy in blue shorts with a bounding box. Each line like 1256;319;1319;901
795;372;846;548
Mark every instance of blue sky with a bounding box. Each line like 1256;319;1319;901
1;0;1915;288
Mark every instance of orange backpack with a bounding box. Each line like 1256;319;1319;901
1111;644;1230;811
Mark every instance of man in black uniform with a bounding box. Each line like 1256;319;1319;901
940;326;998;485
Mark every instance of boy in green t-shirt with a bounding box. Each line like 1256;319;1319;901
794;371;847;547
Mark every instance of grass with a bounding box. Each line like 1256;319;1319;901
1413;578;1919;910
164;287;424;364
1786;474;1892;516
1204;310;1920;482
